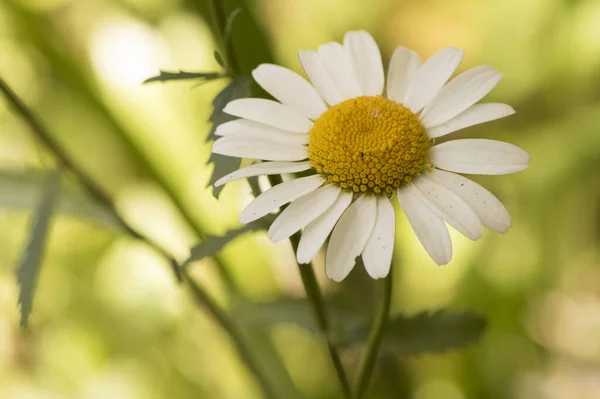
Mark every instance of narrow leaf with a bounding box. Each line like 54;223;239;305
17;170;61;328
0;171;122;230
346;310;487;355
232;297;318;333
206;77;251;197
230;295;362;341
143;70;224;84
183;216;271;267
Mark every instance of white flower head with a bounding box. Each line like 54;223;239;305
212;31;530;282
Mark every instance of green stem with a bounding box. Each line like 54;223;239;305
352;270;393;399
289;232;352;397
268;172;350;396
183;271;278;399
0;77;278;399
207;0;242;76
0;77;183;281
8;3;242;290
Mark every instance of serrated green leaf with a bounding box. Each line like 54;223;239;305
0;171;122;230
230;301;486;357
353;310;487;356
207;77;250;142
232;297;319;333
17;170;61;328
143;70;224;84
206;77;251;197
229;295;364;343
183;216;271;267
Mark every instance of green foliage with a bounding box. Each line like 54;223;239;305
206;77;251;197
17;170;61;328
230;296;365;344
378;311;487;356
143;71;225;84
232;297;320;332
231;297;486;356
183;215;271;267
0;171;122;230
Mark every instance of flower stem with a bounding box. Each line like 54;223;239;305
0;76;278;399
351;269;393;399
266;175;351;395
288;232;352;397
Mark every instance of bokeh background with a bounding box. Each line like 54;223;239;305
1;0;600;398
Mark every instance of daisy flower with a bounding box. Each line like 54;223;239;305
212;31;529;282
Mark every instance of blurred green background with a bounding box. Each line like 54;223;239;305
1;0;600;398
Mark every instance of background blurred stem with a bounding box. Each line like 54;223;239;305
183;274;278;399
268;175;351;397
352;269;393;399
0;77;183;281
9;0;243;297
0;77;278;399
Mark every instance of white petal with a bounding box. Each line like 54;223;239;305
239;175;325;224
212;136;308;161
317;42;363;98
397;184;452;265
296;191;353;264
430;139;530;175
362;196;395;279
420;66;503;128
252;64;327;120
413;177;482;240
426;169;512;233
268;184;341;242
404;47;464;113
215;119;246;136
426;103;515;138
214;161;312;187
326;194;377;282
213;119;309;145
343;31;384;96
386;46;422;104
223;98;313;133
298;51;347;106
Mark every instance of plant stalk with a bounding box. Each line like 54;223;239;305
184;272;278;399
267;174;350;397
289;232;352;397
0;76;277;399
207;0;242;76
351;269;393;399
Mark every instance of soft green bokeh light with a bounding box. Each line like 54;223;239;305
1;0;599;397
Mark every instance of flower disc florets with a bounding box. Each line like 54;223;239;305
308;95;432;195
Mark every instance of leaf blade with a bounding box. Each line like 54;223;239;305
183;216;271;267
17;170;61;328
143;70;225;84
377;310;487;356
0;170;122;230
206;77;251;197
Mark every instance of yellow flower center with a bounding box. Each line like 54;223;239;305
308;95;431;195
